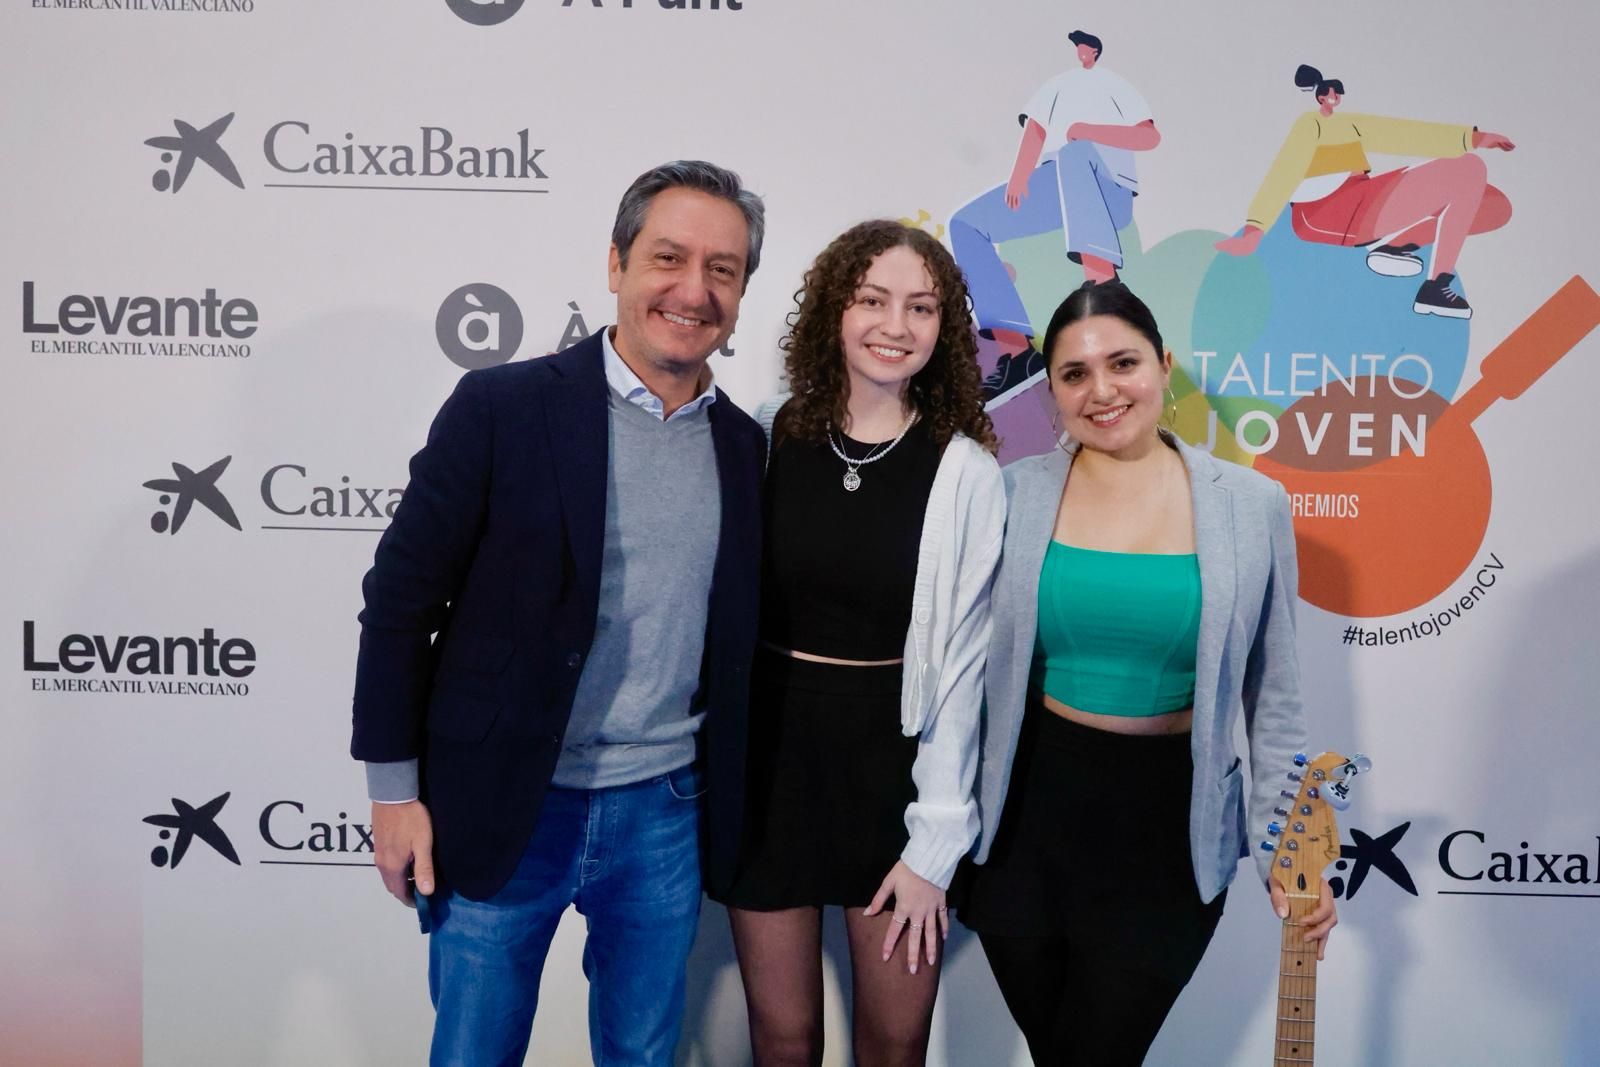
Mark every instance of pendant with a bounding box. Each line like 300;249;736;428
842;469;862;492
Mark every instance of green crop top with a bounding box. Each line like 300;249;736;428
1032;541;1201;716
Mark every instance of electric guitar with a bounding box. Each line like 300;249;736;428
1259;751;1370;1066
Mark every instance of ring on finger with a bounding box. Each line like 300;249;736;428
892;916;908;926
910;922;923;930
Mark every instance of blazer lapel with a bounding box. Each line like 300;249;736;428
1181;439;1237;733
540;337;609;597
706;393;758;603
1007;448;1071;668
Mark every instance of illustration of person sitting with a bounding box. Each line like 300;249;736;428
950;29;1160;406
1216;64;1514;320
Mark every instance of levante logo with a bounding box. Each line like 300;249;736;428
33;1;255;15
21;281;258;360
949;37;1600;619
23;621;257;696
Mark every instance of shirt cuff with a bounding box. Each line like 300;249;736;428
366;759;419;803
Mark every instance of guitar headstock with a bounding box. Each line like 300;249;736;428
1260;751;1372;896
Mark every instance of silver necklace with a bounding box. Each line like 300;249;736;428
828;412;918;492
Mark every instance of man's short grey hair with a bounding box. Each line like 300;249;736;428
611;160;766;288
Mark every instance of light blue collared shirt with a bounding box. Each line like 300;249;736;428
601;327;718;421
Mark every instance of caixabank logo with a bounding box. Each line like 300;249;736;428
139;111;550;196
943;34;1600;623
1437;829;1600;898
21;280;258;361
1309;820;1599;905
138;454;404;535
144;790;375;872
23;621;256;697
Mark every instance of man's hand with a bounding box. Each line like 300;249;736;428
373;799;435;907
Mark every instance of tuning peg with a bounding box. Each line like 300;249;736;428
1326;755;1371;812
1260;841;1277;852
1287;771;1303;782
1293;753;1308;766
1280;790;1296;799
1273;806;1290;817
1306;787;1320;800
1279;856;1293;868
1267;821;1282;836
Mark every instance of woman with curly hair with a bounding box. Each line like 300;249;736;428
712;219;1004;1065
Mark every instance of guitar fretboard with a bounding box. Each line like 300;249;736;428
1274;892;1319;1066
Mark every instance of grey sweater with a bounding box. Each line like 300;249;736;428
365;384;721;801
550;388;720;787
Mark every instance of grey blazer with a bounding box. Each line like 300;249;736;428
974;432;1307;902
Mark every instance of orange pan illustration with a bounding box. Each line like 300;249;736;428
1255;276;1600;618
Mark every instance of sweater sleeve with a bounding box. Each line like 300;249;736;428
900;453;1006;888
1349;112;1473;161
1245;111;1324;232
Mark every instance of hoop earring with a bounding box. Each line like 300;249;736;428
1161;386;1178;432
1051;407;1072;454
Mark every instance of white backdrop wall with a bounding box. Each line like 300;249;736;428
5;3;1599;1065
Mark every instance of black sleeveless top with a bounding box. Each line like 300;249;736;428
760;406;941;660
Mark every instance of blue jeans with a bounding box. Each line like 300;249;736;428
427;764;705;1067
950;141;1135;335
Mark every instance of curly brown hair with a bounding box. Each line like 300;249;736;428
776;220;997;453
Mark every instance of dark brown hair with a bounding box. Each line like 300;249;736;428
777;220;996;452
1042;279;1165;371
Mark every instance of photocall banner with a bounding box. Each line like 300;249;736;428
4;3;1597;1065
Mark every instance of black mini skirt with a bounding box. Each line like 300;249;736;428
712;648;914;910
953;702;1226;985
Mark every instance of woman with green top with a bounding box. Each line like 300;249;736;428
956;281;1337;1064
1216;63;1514;320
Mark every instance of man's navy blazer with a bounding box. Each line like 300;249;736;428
350;333;765;901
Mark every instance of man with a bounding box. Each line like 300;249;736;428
949;29;1160;407
351;160;767;1066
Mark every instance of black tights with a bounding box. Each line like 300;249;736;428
978;930;1186;1066
728;905;941;1067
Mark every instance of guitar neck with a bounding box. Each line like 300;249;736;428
1273;890;1321;1066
